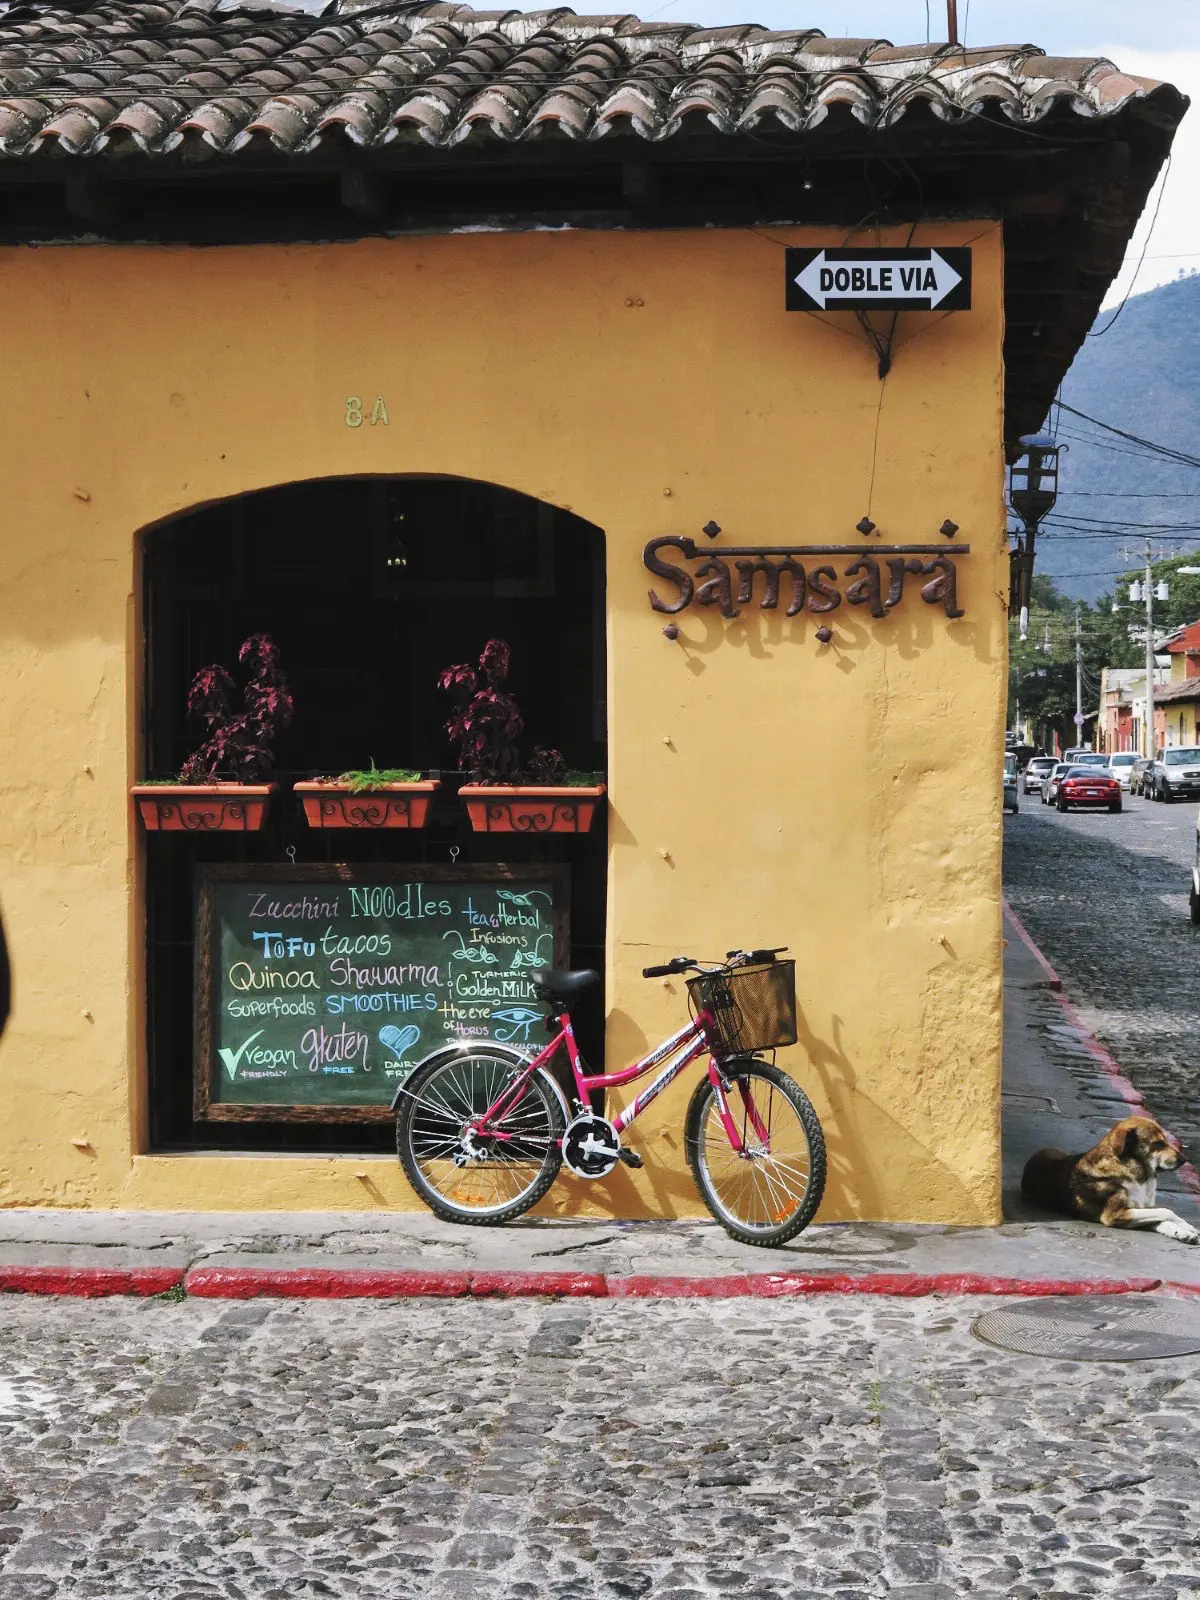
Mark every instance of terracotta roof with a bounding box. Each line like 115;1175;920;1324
1155;677;1200;705
1165;619;1200;655
0;1;1185;157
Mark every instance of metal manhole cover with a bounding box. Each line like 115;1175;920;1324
973;1296;1200;1362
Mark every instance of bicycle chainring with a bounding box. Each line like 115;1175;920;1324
561;1114;622;1179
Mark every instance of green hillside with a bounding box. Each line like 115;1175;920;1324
1033;272;1200;602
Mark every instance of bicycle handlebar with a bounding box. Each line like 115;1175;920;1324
642;947;788;979
642;956;695;978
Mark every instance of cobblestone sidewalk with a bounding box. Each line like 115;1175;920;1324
1;1294;1199;1599
1003;802;1200;1160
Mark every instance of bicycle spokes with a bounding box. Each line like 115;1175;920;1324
405;1054;559;1218
699;1070;814;1232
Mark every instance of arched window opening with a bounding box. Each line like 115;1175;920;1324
142;476;607;1152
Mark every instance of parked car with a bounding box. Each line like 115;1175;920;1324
1057;765;1122;814
1107;751;1138;790
1131;756;1154;796
1147;746;1200;802
1003;753;1019;815
1042;762;1070;805
1024;756;1056;795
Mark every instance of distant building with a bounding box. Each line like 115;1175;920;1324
1153;622;1200;746
1100;665;1168;752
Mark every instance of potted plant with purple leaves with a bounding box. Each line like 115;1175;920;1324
439;638;605;834
132;633;293;832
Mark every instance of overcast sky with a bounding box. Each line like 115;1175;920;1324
645;0;1197;309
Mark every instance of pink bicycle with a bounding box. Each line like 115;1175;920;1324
394;948;827;1246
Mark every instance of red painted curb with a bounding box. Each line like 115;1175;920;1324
184;1267;473;1299
1003;896;1200;1196
607;1274;758;1298
607;1272;1162;1299
0;1266;183;1297
468;1271;607;1298
0;1264;1176;1299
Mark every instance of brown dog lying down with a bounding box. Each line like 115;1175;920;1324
1021;1116;1200;1244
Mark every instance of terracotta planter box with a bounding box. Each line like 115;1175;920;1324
295;780;439;830
459;784;606;834
132;783;276;833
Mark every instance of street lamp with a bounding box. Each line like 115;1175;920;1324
1008;432;1062;642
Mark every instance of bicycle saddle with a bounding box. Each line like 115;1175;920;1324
531;968;599;1001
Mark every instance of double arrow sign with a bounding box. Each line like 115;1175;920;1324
785;247;972;312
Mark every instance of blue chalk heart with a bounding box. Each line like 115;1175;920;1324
378;1024;421;1061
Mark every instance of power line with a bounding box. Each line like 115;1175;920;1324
1039;519;1200;533
1088;152;1172;339
1055;431;1194;470
1058;401;1200;472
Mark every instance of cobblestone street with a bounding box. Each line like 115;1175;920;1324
1004;792;1200;1156
1;1294;1199;1600
2;794;1199;1600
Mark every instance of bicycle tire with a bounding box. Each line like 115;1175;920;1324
396;1048;565;1225
684;1057;826;1246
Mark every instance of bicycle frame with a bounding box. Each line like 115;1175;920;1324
472;1004;770;1156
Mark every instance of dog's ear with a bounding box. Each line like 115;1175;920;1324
1121;1126;1143;1160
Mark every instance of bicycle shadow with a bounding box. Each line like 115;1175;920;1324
792;999;990;1225
530;1002;990;1226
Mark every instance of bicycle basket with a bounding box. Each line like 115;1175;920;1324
686;960;798;1058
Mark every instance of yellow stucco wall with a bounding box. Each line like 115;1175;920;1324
0;220;1007;1221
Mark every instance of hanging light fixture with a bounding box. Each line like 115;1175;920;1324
1008;431;1063;642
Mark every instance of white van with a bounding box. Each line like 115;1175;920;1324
1108;751;1138;789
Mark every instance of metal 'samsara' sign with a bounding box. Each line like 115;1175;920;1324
643;537;968;622
785;248;972;312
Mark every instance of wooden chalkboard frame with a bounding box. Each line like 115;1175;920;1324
193;863;570;1124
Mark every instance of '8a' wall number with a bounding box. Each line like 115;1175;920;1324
345;396;390;428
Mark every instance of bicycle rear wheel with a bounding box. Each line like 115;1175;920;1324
685;1058;826;1246
397;1048;564;1225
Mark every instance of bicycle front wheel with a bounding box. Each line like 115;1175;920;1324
397;1049;564;1225
685;1058;826;1246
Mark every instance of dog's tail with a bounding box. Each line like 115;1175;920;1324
1021;1147;1074;1214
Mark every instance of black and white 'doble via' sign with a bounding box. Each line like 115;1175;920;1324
785;247;972;312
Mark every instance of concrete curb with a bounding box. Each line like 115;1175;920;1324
1003;895;1200;1196
0;1265;1178;1299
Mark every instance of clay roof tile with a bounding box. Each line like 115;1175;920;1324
0;1;1179;159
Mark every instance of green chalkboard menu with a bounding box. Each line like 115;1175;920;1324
194;864;569;1122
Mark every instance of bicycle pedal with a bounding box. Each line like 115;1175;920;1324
616;1147;644;1170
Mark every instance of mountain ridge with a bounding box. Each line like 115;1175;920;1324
1029;272;1200;602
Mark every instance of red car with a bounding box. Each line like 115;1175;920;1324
1056;765;1122;814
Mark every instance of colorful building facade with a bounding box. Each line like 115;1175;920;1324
0;4;1182;1222
1156;622;1200;746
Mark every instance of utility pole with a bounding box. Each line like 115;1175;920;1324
1074;604;1083;742
1144;541;1156;760
946;0;958;44
1119;540;1170;757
